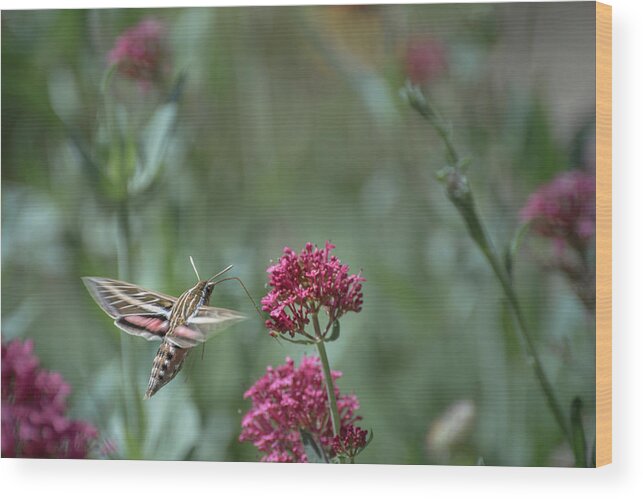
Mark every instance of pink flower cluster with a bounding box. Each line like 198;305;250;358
239;356;361;462
520;170;596;251
405;37;448;85
331;424;369;460
261;242;364;337
108;19;169;85
2;339;99;458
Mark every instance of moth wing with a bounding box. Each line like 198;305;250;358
82;277;176;319
114;314;169;341
165;306;247;348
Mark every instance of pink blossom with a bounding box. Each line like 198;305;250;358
239;356;361;463
108;19;169;86
261;242;364;337
405;37;448;85
520;170;596;251
2;339;100;458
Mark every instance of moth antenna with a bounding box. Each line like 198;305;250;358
189;256;201;281
209;276;264;322
207;264;234;282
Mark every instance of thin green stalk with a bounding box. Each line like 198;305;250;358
116;196;147;459
460;203;572;444
115;206;133;456
406;84;575;449
116;200;133;281
449;165;572;447
312;314;342;439
571;397;588;467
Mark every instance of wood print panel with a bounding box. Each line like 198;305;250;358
1;2;609;467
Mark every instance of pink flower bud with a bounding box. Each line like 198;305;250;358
405;37;448;85
520;170;596;251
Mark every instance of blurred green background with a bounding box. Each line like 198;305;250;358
2;3;596;465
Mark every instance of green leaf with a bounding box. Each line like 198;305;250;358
129;101;178;195
62;123;103;189
325;320;341;342
500;300;525;359
571;397;588;467
517;96;568;187
458;156;473;171
167;72;187;104
89;357;200;460
279;335;317;346
103;105;138;201
356;428;374;457
504;222;530;279
299;429;329;463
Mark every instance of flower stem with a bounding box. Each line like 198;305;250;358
459;198;573;445
312;314;342;439
116;200;133;281
116;197;146;458
406;85;576;451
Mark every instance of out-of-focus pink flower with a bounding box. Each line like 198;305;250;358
108;19;169;86
1;339;100;458
521;171;596;311
239;356;361;463
405;37;448;85
331;424;369;460
261;242;364;338
520;170;596;252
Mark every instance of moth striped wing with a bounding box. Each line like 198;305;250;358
115;314;169;341
82;277;177;341
82;277;176;317
166;305;247;348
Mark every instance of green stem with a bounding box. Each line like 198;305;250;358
465;208;572;444
571;397;588;467
424;103;460;167
116;197;146;458
312;314;342;439
408;87;575;448
116;200;132;281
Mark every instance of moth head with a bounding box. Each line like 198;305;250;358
207;264;234;285
202;280;216;302
201;264;233;296
189;258;234;302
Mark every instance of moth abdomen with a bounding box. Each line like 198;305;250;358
144;340;189;399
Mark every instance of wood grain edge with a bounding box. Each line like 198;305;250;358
595;0;612;468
